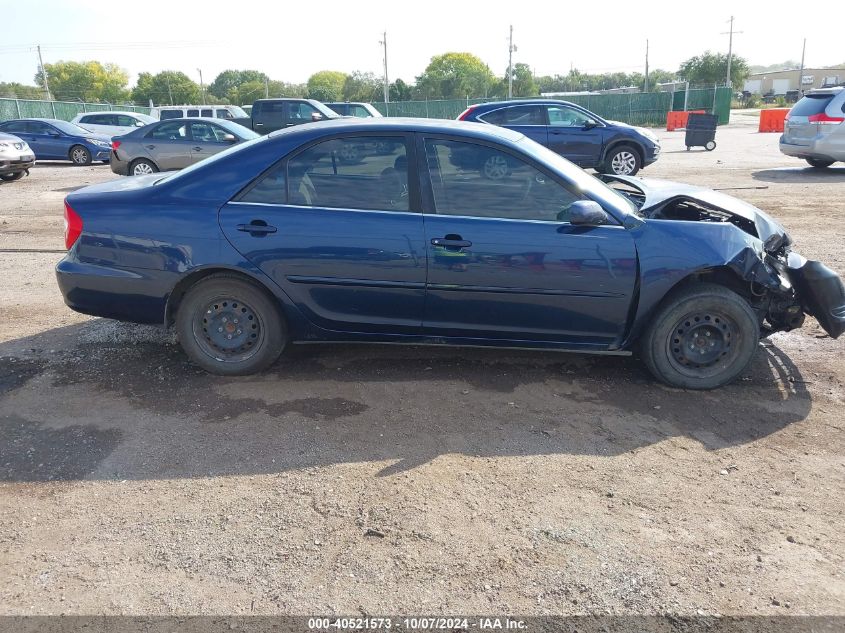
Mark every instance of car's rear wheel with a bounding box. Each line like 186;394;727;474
130;158;159;176
640;283;759;389
806;158;834;169
0;171;25;182
175;274;287;375
69;145;92;166
605;145;642;176
338;143;360;164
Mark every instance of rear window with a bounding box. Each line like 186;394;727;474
790;94;835;116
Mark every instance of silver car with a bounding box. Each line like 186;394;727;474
780;87;845;168
0;132;35;182
110;117;259;176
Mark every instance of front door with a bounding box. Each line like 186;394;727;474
420;137;637;348
26;121;68;159
187;121;231;164
545;104;604;167
219;134;426;334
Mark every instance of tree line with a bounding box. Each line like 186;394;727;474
0;51;749;105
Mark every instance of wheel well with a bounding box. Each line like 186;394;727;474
603;141;643;165
665;266;756;305
165;268;280;326
130;157;158;170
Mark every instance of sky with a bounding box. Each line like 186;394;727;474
1;0;842;91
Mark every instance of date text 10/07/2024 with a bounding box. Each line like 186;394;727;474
307;617;528;630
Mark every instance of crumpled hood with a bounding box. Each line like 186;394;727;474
610;175;788;243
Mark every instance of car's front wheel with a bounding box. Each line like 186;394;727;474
0;171;25;182
175;274;287;375
130;158;159;176
604;145;642;176
806;158;834;169
481;154;510;179
640;283;759;389
69;145;92;166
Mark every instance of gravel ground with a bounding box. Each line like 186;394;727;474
0;114;843;617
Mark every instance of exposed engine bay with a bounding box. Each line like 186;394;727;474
599;174;845;339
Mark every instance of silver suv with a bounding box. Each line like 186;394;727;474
780;87;845;168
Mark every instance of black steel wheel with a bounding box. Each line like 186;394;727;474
640;283;759;389
175;274;286;375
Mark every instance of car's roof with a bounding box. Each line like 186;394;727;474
805;87;844;96
149;117;229;123
75;110;151;116
3;118;65;123
267;117;525;142
471;99;577;108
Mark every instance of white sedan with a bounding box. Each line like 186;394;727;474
71;111;156;137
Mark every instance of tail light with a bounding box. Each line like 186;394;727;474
111;139;121;150
64;199;83;250
808;112;845;125
457;105;478;121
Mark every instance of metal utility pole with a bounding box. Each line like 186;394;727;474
722;16;743;88
507;25;516;99
265;76;269;98
798;38;806;94
379;31;389;114
644;39;649;93
37;45;51;100
197;68;205;104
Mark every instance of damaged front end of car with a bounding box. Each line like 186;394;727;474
603;174;845;340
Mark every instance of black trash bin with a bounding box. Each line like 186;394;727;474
685;112;718;151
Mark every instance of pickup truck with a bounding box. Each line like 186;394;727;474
232;98;340;134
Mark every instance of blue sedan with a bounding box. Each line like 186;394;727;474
56;118;845;389
0;118;112;165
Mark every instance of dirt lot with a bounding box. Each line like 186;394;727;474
1;114;843;617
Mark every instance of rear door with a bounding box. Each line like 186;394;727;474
252;101;286;133
478;105;548;147
545;104;603;166
420;136;637;347
143;120;193;170
219;133;427;334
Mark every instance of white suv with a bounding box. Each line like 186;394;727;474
780;87;845;168
71;111;156;137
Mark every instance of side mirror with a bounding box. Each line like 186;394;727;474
583;120;598;130
311;112;323;122
135;121;146;127
50;132;62;138
569;200;609;226
223;133;237;143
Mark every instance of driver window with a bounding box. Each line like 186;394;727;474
547;106;593;128
424;139;582;222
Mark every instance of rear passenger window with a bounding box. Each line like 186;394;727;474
480;105;545;126
288;136;409;211
187;109;199;117
239;164;287;204
148;121;189;140
201;109;213;117
159;110;182;120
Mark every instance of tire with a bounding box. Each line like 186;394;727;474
481;154;510;180
604;145;642;176
337;143;360;164
705;140;717;151
640;283;759;390
806;158;833;169
69;145;92;166
175;273;287;376
130;158;159;176
0;171;24;182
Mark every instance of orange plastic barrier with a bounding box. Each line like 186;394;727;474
759;108;790;133
666;110;706;131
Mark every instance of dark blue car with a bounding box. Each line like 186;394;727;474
56;118;844;389
0;118;112;165
458;99;660;176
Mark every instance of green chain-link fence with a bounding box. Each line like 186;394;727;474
373;86;732;127
0;99;151;123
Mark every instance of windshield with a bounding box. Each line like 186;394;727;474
50;120;96;136
516;136;638;216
